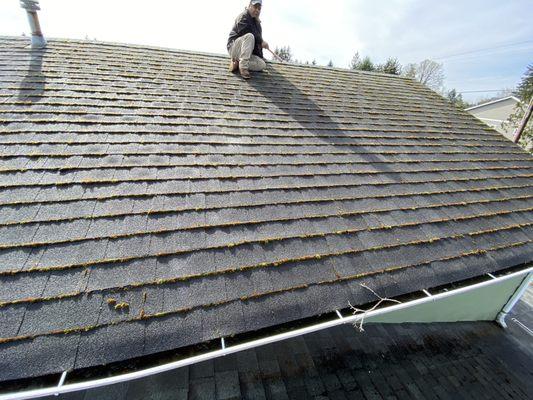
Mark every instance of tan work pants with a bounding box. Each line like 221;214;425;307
228;33;266;71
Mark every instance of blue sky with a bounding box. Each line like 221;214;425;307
1;0;532;102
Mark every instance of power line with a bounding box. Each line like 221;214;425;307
434;40;533;61
441;47;533;64
459;89;513;93
441;48;533;65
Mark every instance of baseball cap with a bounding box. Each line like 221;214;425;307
250;0;262;5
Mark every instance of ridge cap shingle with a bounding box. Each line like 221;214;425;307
0;35;410;80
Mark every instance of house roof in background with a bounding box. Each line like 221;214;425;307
0;36;532;382
466;96;521;111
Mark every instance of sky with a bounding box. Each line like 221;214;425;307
1;0;532;102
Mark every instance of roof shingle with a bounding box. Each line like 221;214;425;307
0;36;532;381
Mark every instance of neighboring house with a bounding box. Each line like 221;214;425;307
0;36;532;397
466;96;521;140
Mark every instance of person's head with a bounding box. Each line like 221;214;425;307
247;0;262;19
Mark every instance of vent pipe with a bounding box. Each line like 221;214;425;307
20;0;46;48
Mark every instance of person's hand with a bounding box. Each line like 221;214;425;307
262;41;269;50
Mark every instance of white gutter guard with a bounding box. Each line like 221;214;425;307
0;266;531;400
20;0;46;48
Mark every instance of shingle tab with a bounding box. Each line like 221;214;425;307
1;36;532;382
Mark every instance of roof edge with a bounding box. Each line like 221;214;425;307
0;35;408;80
1;264;531;400
466;96;521;111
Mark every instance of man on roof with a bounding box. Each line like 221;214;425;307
227;0;269;79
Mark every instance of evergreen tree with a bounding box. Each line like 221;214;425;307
379;58;402;75
349;52;361;70
274;46;293;62
446;89;470;110
327;60;334;67
516;64;533;102
350;53;401;75
358;56;375;71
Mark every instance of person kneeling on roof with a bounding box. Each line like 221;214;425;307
227;0;269;79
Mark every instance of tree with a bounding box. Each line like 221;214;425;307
505;100;533;151
358;56;375;71
349;52;361;70
503;65;533;151
417;59;445;90
327;60;334;68
274;46;293;62
350;53;375;71
378;57;402;75
271;46;317;66
446;89;470;110
403;63;417;79
403;59;444;91
516;64;533;102
350;53;400;75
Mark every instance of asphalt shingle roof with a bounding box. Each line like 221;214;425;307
0;36;532;382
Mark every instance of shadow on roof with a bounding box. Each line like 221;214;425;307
16;48;46;103
247;64;398;178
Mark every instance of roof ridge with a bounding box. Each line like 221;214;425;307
0;35;409;80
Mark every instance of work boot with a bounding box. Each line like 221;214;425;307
229;58;239;73
239;67;251;79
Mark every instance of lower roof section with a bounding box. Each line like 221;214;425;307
42;314;533;399
0;264;530;397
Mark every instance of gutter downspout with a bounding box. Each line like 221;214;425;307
496;272;532;328
20;0;46;48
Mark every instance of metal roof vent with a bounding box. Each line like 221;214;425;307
20;0;46;48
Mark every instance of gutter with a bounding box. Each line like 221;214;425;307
0;266;531;400
496;271;532;328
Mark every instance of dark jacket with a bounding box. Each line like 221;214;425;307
227;9;263;59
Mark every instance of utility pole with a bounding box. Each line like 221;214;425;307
513;97;533;144
20;0;46;48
